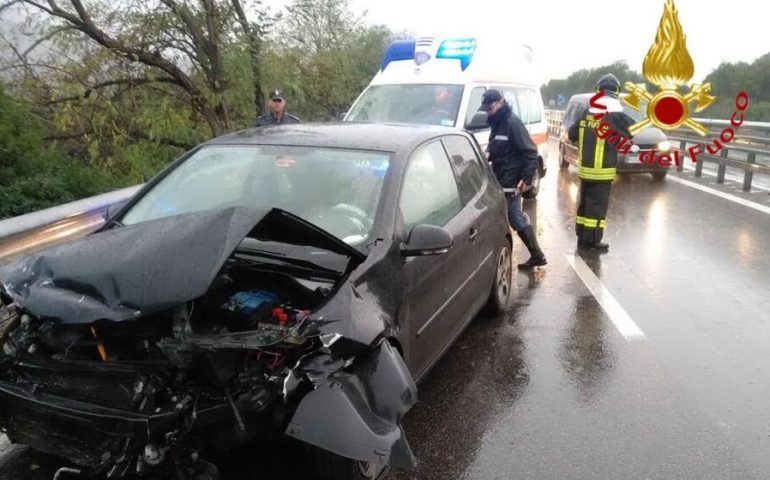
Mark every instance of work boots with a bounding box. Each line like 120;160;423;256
578;240;610;252
516;225;547;270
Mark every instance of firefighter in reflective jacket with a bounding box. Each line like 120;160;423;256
568;74;635;252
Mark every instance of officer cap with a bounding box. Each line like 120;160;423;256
478;89;504;112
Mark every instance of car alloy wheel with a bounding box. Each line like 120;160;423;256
496;244;512;305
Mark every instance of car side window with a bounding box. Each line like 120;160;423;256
441;135;486;205
464;87;486;128
400;141;463;232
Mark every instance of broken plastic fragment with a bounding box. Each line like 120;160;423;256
320;333;342;348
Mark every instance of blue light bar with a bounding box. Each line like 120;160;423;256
381;39;416;71
436;38;477;71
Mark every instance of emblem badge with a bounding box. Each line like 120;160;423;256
622;0;716;136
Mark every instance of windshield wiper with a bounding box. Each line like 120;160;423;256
233;247;341;275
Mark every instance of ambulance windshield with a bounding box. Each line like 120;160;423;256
346;84;464;127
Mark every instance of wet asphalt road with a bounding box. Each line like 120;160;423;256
3;140;770;479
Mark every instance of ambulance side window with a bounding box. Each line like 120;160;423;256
494;86;527;121
529;89;543;123
464;87;486;128
498;88;519;117
516;88;530;124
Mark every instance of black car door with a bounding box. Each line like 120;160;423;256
399;139;479;379
442;134;498;307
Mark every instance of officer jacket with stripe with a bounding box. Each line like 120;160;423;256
486;104;538;189
254;112;301;127
568;96;634;182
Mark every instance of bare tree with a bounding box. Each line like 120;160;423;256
6;0;273;138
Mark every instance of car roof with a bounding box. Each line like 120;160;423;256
569;92;630;105
568;93;593;105
206;123;463;154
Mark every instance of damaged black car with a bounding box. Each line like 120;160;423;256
0;124;512;479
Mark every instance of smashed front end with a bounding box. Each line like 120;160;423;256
0;207;416;478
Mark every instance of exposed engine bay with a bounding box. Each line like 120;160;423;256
0;260;336;478
0;208;418;479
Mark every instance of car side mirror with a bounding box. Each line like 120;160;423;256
336;111;348;121
103;199;129;221
401;224;453;257
465;111;488;131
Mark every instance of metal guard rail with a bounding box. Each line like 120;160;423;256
546;109;770;192
0;185;140;264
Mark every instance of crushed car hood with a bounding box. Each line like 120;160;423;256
0;207;363;324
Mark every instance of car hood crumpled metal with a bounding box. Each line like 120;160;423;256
0;206;362;325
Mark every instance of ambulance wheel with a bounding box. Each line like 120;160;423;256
651;171;667;181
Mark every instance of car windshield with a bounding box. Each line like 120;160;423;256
120;145;391;246
346;84;464;127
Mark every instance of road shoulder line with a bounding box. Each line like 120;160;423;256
566;254;647;341
668;175;770;215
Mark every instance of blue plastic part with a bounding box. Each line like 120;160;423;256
436;37;476;71
223;291;279;315
381;39;416;71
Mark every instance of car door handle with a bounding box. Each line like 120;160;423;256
469;228;479;243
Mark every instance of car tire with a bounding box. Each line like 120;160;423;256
312;448;390;480
651;171;667;181
483;238;512;315
522;168;540;199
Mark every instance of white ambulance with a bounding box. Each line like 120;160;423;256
344;36;549;198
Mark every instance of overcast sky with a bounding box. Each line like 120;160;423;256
270;0;770;83
4;0;768;85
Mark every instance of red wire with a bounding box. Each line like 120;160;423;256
270;353;283;369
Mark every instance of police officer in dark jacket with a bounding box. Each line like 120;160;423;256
255;90;300;127
568;74;635;252
481;89;546;270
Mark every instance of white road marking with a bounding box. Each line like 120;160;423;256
667;175;770;216
566;254;647;341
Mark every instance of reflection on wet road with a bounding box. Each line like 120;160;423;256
391;140;770;480
2;140;770;479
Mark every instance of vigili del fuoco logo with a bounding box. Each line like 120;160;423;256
590;0;750;168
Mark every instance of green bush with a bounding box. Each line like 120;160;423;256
0;88;121;219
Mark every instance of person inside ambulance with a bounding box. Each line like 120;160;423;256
416;85;456;126
480;89;547;270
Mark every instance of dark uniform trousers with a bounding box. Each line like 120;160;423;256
576;181;611;243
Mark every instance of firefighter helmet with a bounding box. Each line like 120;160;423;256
597;73;621;97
